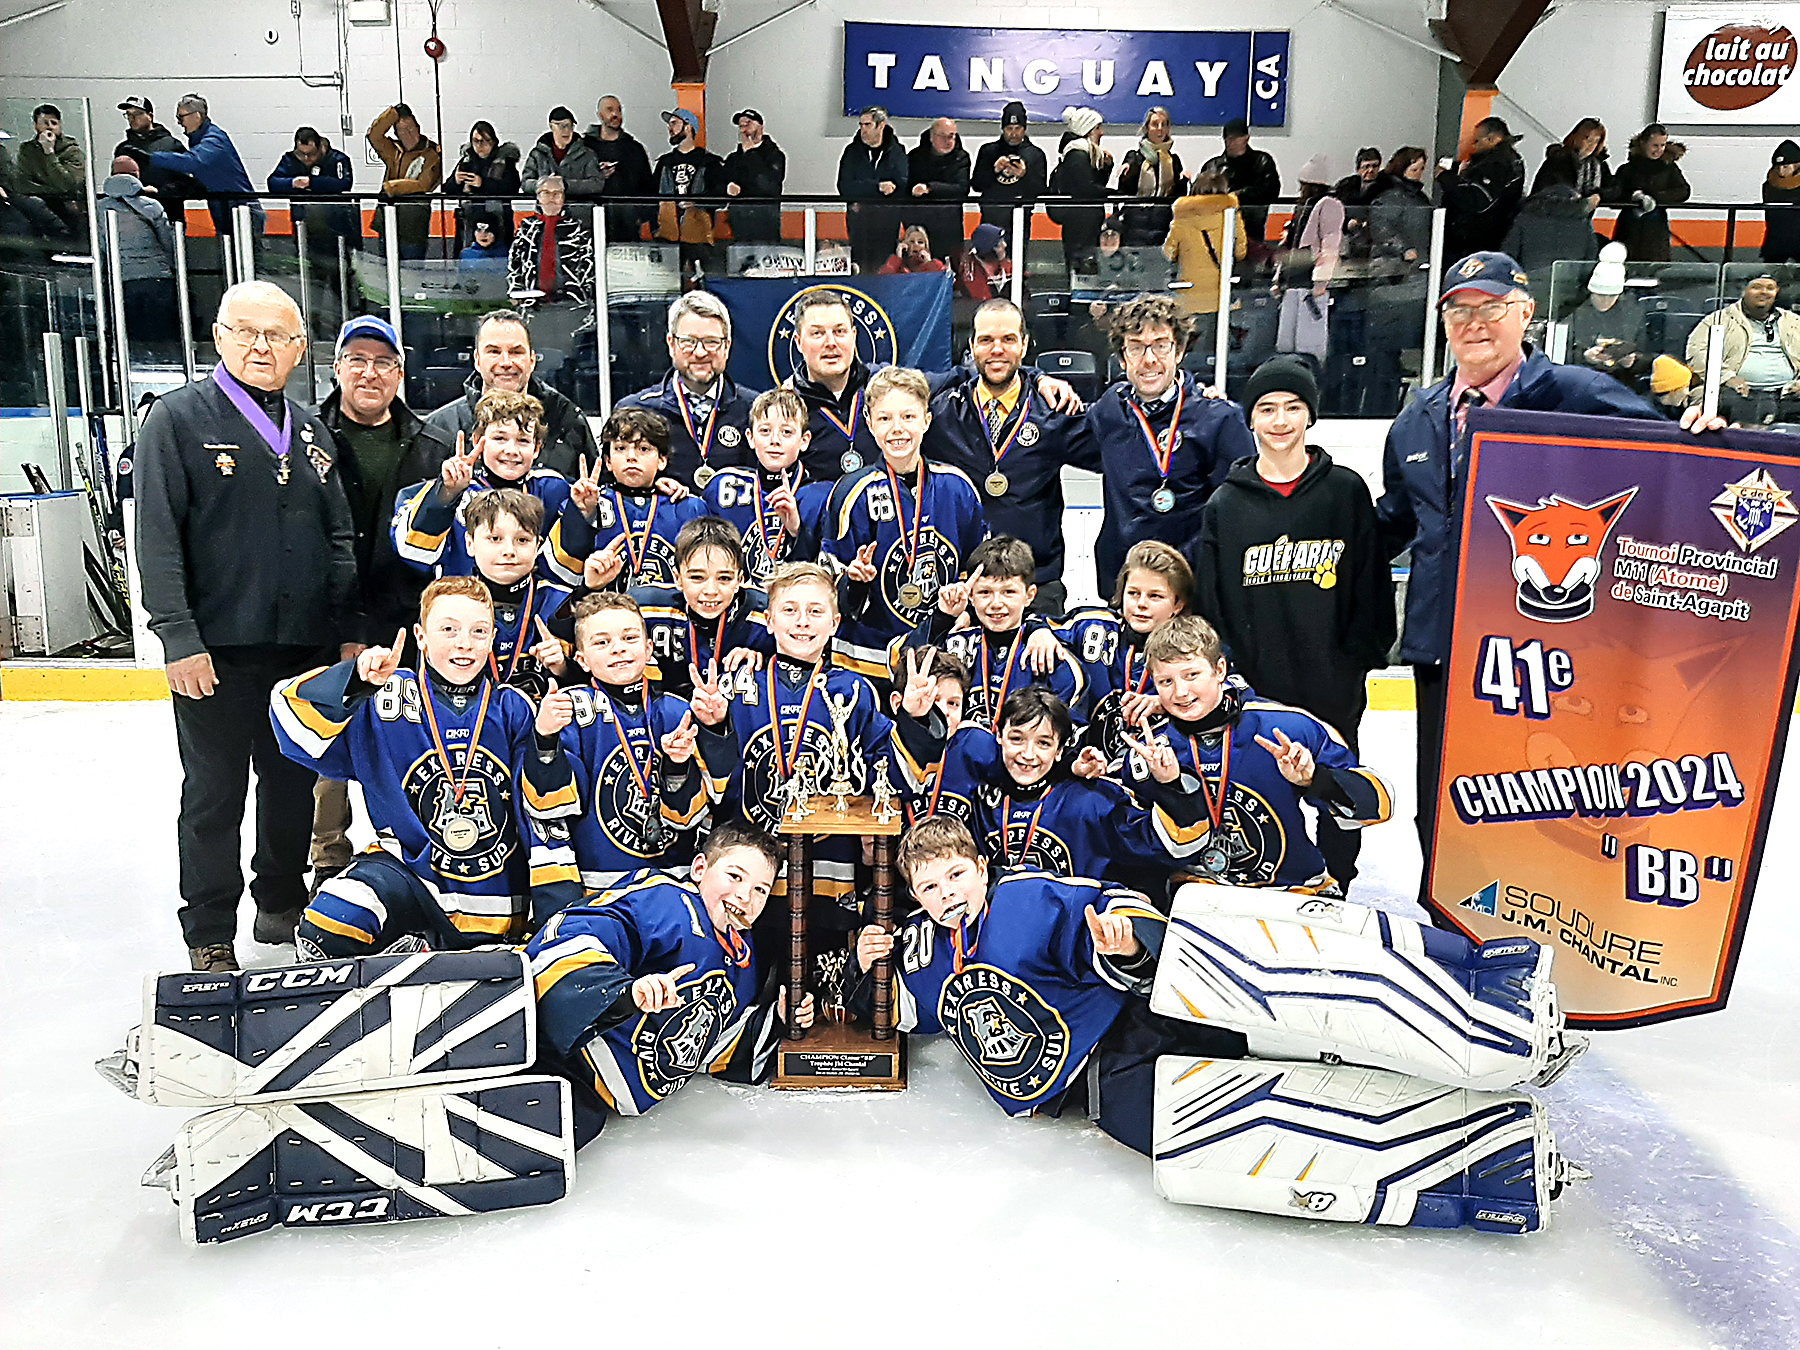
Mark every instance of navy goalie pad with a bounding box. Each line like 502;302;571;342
1151;885;1586;1091
98;950;536;1108
141;1074;576;1244
1152;1057;1582;1233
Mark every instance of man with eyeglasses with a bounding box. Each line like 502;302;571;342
1375;251;1721;907
135;281;362;973
616;290;756;487
1080;294;1254;598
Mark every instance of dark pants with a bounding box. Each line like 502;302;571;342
1028;578;1067;617
299;849;471;955
1413;661;1447;910
1091;1000;1249;1156
171;644;327;946
849;201;900;274
1312;690;1369;891
1719;386;1800;427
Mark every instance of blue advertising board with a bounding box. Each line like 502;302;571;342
843;22;1289;127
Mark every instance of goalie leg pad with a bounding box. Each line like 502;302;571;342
1150;884;1586;1091
116;949;536;1108
154;1074;575;1243
1152;1056;1574;1234
299;852;453;957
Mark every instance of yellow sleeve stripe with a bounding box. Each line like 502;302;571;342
303;910;375;944
546;521;584;579
522;777;581;814
832;648;889;680
834;474;876;537
1344;767;1395;824
533;948;617;998
661;791;707;828
448;913;522;937
531;862;583;888
274;671;353;758
1153;805;1209;850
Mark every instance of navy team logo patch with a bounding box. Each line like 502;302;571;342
633;969;737;1101
767;285;898;386
402;745;514;880
939;964;1070;1103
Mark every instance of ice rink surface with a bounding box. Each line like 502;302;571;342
2;701;1795;1350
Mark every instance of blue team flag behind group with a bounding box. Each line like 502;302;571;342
710;272;956;393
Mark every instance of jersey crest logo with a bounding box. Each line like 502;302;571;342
940;964;1071;1103
633;969;736;1100
879;529;955;623
767;284;897;386
403;746;514;880
1710;467;1797;555
1487;488;1637;623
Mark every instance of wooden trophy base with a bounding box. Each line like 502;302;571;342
771;1020;907;1090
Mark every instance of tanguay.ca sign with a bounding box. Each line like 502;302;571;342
842;22;1290;127
1658;6;1799;123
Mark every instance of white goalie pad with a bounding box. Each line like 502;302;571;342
1151;885;1585;1091
1152;1056;1579;1233
143;1074;575;1244
101;950;536;1108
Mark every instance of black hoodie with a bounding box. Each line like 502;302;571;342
1192;448;1394;736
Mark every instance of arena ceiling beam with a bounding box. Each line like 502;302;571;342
655;0;717;82
1430;0;1553;86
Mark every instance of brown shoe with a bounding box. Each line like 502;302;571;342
188;943;239;973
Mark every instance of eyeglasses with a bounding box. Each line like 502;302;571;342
337;354;401;375
672;335;728;354
1123;337;1178;360
218;323;302;350
1441;299;1523;328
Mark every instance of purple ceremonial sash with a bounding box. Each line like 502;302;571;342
212;364;292;464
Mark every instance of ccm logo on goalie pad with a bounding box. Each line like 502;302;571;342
286;1197;390;1224
1289;1189;1337;1213
244;965;355;993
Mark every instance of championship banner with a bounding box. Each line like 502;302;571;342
843;21;1289;127
1431;407;1800;1028
709;272;954;394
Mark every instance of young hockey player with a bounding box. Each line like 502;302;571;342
270;575;581;956
701;387;832;589
1194;357;1395;889
928;687;1205;894
460;488;574;700
527;822;815;1144
688;561;947;921
896;534;1083;730
630;516;773;700
1133;615;1393;892
391;391;580;584
556;407;709;590
525;592;719;917
1058;540;1193;764
824;367;988;681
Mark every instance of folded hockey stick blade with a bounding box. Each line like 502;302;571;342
132;949;537;1108
156;1074;577;1244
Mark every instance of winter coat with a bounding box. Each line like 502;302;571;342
267;141;356;236
521;133;608;200
1375;347;1660;666
1048;137;1111;260
1370;177;1433;263
15;131;85;199
366;108;442;196
1533;142;1613;200
721;138;787;243
1501;184;1599;276
149;119;255;195
449;141;522;200
837;126;909;200
507;212;595;307
652;145;726;245
1683;303;1800;385
97;174;174;281
905;129;971;250
971;135;1048;227
1162;192;1246;314
1331;173;1384;207
1765;170;1800;264
1116;141;1187;247
1200;145;1281;243
114;122;191;200
1610;150;1690;262
1438;140;1526;261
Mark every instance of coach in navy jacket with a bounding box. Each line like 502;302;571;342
615;292;757;488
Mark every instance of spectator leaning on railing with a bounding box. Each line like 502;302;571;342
151;94;262;244
1610;124;1689;262
905;117;970;265
113;95;190;206
971;101;1047;231
720;108;785;245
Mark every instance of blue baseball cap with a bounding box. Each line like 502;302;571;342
1441;251;1530;302
335;314;401;356
662;108;699;133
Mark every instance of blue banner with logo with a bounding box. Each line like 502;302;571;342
709;273;955;393
843;22;1289;127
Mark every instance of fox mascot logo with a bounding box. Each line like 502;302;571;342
1486;487;1637;623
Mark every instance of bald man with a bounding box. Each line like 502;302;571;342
135;281;362;972
906;116;971;265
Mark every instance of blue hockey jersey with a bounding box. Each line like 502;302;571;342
485;575;573;701
615;371;757;488
898;610;1084;731
630;582;774;699
701;465;832;589
1054;608;1149;762
524;683;718;920
270;660;580;941
823;459;987;679
554;487;710;590
528;871;783;1116
390;467;581;585
852;871;1164;1114
1122;686;1394;891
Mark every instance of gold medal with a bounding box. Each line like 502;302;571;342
693;464;717;489
898;583;923;610
442;814;480;853
985;471;1009;497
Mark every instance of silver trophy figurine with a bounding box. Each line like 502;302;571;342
871;760;900;824
825;692;857;810
785;754;816;822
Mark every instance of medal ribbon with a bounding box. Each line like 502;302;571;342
981;384;1027;474
1189;728;1232;836
487;576;537;686
1000;786;1052;869
593;681;659;823
716;922;753;969
1127;381;1186;483
419;675;494;809
818;388;862;446
688;613;726;677
951;907;985;974
980;633;1024;725
766;661;822;782
211;365;293;467
610;490;659;581
1124;648;1150;697
883;458;927;578
750;470;792;570
675;381;719;468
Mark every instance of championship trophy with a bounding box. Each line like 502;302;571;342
773;698;906;1090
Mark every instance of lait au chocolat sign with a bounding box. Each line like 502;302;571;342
1658;6;1799;122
